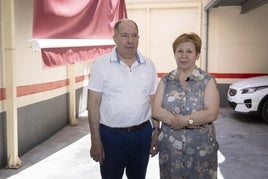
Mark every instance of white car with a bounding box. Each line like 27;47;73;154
227;75;268;122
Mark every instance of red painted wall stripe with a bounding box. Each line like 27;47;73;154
210;73;268;79
75;75;89;83
0;88;5;101
0;73;268;101
17;79;69;97
0;75;90;100
158;72;268;78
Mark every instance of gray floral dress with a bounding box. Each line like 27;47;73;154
158;66;219;179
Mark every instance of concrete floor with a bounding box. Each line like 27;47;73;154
0;108;268;179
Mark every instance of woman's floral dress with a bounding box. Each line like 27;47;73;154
158;66;219;179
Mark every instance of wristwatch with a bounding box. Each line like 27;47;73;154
188;116;194;126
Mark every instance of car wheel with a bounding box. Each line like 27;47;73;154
261;99;268;122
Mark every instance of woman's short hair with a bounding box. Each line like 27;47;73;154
172;32;202;54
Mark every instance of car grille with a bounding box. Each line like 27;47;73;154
229;88;237;96
244;99;252;108
228;101;237;109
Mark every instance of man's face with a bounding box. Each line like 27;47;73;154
113;21;139;59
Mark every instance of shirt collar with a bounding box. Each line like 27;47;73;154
110;47;146;64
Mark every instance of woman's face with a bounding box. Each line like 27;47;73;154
174;41;200;72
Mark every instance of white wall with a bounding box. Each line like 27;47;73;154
1;0;268;112
126;1;202;73
4;0;203;111
0;0;4;108
127;0;268;84
11;0;91;109
208;4;268;83
14;0;66;85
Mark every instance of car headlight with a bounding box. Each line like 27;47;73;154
241;86;267;94
229;88;237;96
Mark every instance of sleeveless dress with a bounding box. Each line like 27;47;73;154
158;67;219;179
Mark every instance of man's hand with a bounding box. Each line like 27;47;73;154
90;139;105;164
150;130;160;157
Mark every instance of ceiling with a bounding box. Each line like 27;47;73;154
205;0;268;13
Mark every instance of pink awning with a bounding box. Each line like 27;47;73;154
41;45;113;67
32;0;127;68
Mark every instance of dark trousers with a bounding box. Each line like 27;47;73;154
99;122;152;179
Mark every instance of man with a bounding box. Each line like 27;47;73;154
87;19;160;179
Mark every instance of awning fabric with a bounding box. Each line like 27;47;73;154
41;45;113;67
32;0;127;68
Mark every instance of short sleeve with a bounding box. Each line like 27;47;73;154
88;59;103;92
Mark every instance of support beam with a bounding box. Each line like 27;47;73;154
241;0;268;14
2;0;22;168
204;0;221;11
67;64;78;126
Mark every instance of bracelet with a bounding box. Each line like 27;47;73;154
152;127;161;132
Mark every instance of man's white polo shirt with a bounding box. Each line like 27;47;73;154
88;47;158;127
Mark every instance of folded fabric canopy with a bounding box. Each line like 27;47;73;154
32;0;127;68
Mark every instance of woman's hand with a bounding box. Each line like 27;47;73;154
170;114;186;130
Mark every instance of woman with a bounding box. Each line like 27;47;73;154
153;33;220;179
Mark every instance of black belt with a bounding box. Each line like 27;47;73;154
104;120;150;132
